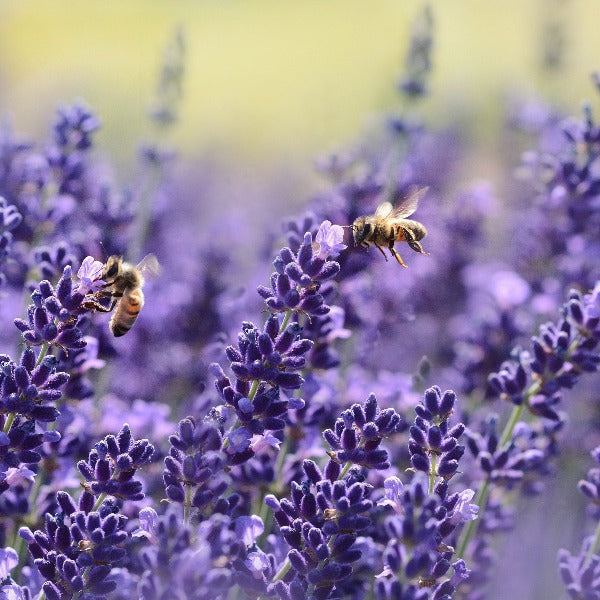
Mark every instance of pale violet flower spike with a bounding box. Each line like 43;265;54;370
76;256;105;295
234;515;264;547
245;550;271;580
0;547;18;579
314;220;347;260
585;281;600;319
5;466;35;488
250;431;281;454
0;582;27;600
449;488;479;524
377;476;404;514
132;507;159;543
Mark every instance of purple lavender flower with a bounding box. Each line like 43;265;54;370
408;386;465;482
257;235;340;320
163;417;228;515
19;490;128;600
313;221;346;260
374;476;475;599
323;393;405;470
77;424;154;501
33;243;76;282
0;196;22;282
137;510;273;599
13;260;105;353
0;347;68;427
486;287;600;417
558;539;600;599
267;459;372;599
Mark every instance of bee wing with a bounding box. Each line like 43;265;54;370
374;201;394;218
136;253;162;279
391;186;429;219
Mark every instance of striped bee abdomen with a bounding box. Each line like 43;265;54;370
110;289;145;337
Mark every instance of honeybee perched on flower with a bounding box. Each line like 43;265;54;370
94;254;161;337
352;186;429;268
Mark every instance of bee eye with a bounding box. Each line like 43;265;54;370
105;264;118;278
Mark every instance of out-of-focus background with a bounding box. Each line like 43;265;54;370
1;4;600;599
1;0;599;185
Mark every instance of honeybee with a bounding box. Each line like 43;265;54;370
352;186;429;268
98;254;161;337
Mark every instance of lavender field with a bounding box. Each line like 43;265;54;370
1;4;600;600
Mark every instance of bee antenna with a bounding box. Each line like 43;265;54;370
98;240;108;261
341;225;354;229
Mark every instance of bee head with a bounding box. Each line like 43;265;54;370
351;217;370;245
103;256;122;279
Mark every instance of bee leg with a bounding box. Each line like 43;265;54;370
389;247;408;268
387;234;408;268
401;227;429;255
360;241;370;250
374;244;389;261
83;291;123;313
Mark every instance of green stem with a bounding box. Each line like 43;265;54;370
248;379;260;401
183;482;193;526
499;402;526;447
35;342;50;367
278;309;293;334
456;400;525;558
271;556;292;583
428;454;437;495
92;492;108;512
3;412;15;434
456;478;490;559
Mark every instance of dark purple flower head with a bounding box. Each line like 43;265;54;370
375;476;474;598
77;424;154;501
486;286;600;417
0;347;68;425
408;386;465;479
465;415;545;489
33;242;76;282
270;459;373;598
257;225;343;319
19;490;127;600
163;416;229;514
13;260;104;352
323;393;405;470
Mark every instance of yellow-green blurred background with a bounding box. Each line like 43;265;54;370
1;0;599;179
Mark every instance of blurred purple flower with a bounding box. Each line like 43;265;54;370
249;431;281;454
0;547;18;579
235;515;264;547
449;489;479;525
377;476;404;514
132;506;159;543
75;255;104;294
4;466;35;488
314;220;347;260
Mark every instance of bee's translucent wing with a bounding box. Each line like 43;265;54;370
374;201;394;218
136;254;162;279
391;186;429;219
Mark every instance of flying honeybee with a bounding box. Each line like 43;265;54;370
352;186;429;268
97;254;161;337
